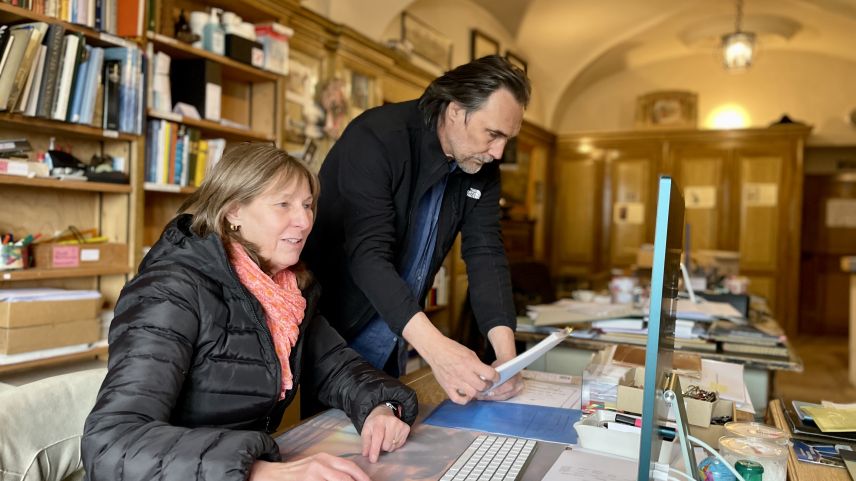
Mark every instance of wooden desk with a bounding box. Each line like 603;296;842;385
843;256;856;387
516;321;803;417
767;399;851;481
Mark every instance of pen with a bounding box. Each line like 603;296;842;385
613;414;676;441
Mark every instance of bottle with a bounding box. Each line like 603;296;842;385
203;8;225;55
734;460;764;481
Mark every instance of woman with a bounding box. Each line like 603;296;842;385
82;143;417;481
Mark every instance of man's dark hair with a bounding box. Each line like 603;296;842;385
418;55;531;128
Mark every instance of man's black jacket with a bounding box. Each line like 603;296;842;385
304;100;516;340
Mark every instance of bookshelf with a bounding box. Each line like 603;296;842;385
0;3;141;375
141;0;288;251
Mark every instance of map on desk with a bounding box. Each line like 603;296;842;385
278;409;477;481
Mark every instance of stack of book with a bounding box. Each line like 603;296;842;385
706;318;788;357
144;119;225;188
0;22;143;134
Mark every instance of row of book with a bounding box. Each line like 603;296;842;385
0;21;143;133
2;0;144;36
144;118;226;187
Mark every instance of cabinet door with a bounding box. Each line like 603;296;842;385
552;156;601;276
737;149;785;273
604;144;659;267
670;144;732;251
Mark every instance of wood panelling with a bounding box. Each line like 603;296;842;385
554;126;810;335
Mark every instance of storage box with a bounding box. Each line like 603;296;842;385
255;22;292;75
171;59;222;121
574;410;675;461
0;318;101;354
616;367;733;428
32;243;128;269
225;34;264;68
0;296;102;328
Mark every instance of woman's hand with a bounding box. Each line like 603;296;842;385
249;454;370;481
361;404;412;462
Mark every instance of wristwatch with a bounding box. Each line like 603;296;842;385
382;401;403;419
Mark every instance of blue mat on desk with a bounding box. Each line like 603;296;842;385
423;400;581;445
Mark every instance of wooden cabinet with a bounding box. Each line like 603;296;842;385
554;126;810;334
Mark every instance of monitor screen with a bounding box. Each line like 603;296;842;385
637;175;686;481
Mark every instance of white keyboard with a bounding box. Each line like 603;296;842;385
439;434;537;481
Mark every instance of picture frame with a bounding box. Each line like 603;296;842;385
401;12;452;71
505;50;527;74
470;29;499;60
635;90;698;129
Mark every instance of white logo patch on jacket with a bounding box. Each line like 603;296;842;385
466;188;481;200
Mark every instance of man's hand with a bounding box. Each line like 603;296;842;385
403;312;497;404
476;326;523;401
360;404;411;463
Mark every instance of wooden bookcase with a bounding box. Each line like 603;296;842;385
0;2;144;375
140;0;288;254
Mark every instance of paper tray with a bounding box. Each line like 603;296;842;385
574;410;675;462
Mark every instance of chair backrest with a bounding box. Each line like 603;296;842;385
0;368;107;481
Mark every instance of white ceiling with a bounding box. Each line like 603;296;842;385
305;0;856;129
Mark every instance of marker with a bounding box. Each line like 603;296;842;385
613;414;676;441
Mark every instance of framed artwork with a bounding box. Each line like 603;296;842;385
635;90;698;129
470;29;499;60
401;12;452;71
284;54;321;144
505;50;527;74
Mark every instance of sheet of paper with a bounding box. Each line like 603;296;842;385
541;447;637;481
494;328;571;388
803;406;856;433
499;379;582;409
699;359;746;403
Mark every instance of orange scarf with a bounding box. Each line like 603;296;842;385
228;243;305;399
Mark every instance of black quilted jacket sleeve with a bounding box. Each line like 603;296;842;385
81;268;281;481
304;313;419;431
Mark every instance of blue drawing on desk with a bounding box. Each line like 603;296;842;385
423;400;581;444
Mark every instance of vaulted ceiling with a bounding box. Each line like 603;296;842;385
305;0;856;129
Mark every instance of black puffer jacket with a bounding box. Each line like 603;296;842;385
82;215;418;481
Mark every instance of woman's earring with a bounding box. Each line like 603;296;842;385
229;224;240;232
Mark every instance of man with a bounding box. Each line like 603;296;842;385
304;55;530;405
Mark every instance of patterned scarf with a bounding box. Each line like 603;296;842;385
228;242;306;399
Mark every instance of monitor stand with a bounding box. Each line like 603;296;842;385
662;373;700;481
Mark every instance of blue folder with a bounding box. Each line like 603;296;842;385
423;400;581;445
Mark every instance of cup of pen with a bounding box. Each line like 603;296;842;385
0;243;30;271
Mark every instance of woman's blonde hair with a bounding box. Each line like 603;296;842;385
178;142;320;287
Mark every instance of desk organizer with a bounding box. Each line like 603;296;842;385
574;410;675;462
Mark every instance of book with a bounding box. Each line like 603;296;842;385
5;22;48;112
35;23;66;119
782;400;856;444
67;45;91;122
721;342;789;358
15;44;44;114
707;319;784;346
51;33;82;121
102;58;121;130
78;47;103;125
0;24;37;111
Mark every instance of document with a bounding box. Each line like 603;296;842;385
498;371;582;409
423;400;581;445
541;447;637;481
493;328;572;389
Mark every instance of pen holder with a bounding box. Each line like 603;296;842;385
0;244;30;271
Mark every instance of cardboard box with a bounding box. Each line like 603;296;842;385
616;367;734;428
32;243;128;269
0;318;101;354
0;297;102;328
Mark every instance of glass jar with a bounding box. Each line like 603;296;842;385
719;436;787;481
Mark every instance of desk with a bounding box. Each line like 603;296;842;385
766;399;851;481
843;256;856;386
516;326;803;418
276;368;566;481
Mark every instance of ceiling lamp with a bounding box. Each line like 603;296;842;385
721;0;756;71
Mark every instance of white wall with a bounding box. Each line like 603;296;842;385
555;50;856;144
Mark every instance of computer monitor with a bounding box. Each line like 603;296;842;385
637;176;697;481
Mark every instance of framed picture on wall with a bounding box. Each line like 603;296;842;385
470;29;499;60
635;90;698;129
401;12;452;71
505;50;527;73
